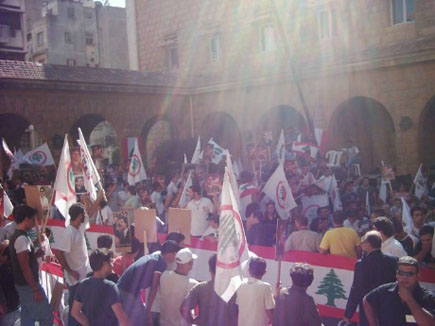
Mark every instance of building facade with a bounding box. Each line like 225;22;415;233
0;0;26;61
26;0;129;69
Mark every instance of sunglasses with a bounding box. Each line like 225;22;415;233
397;270;416;277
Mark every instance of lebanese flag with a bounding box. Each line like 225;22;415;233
262;164;297;219
128;138;147;186
191;136;201;164
0;187;14;218
78;128;102;201
23;143;55;166
292;141;319;160
53;135;76;224
215;166;249;302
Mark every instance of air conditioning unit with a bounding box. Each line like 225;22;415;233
0;25;11;43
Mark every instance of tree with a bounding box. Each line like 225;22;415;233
315;268;347;307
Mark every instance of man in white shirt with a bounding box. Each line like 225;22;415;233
159;247;198;326
236;257;275;326
53;203;91;326
373;217;407;258
185;185;214;237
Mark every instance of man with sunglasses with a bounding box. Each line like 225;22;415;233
363;256;435;326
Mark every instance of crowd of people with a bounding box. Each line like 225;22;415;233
1;128;435;326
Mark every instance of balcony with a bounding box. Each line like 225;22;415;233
0;25;10;43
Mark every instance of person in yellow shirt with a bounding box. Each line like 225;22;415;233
319;210;361;258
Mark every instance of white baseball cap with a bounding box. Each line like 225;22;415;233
175;248;198;264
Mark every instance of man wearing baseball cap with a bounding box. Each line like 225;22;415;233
159;248;199;326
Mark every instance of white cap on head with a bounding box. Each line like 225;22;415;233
175;248;198;264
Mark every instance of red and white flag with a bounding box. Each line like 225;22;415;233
263;164;297;219
301;193;329;222
215;166;249;302
78;128;102;201
191;136;201;164
0;187;14;218
53;135;76;224
23;143;55;166
225;150;240;207
2;138;18;179
128;138;147;186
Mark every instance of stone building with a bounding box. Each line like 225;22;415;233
26;0;129;69
1;0;435;179
0;0;26;61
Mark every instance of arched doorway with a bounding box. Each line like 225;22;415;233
200;112;242;158
419;97;435;170
71;114;121;167
260;105;307;141
141;117;174;166
328;97;396;173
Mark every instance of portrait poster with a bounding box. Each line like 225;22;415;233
113;210;132;253
24;185;43;219
134;208;157;243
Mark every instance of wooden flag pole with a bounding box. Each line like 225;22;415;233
275;259;282;297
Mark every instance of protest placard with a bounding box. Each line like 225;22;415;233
168;208;191;244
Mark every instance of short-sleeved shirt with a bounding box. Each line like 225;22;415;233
319;227;360;258
186;197;214;236
236;277;275;326
52;225;90;286
284;229;321;252
181;280;238;326
365;282;435;326
159;270;198;326
74;277;121;326
117;252;166;295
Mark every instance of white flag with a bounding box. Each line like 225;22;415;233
275;129;285;164
329;175;342;211
413;164;426;199
0;187;14;217
401;198;412;228
208;138;225;164
2;138;17;179
128;138;147;186
183;153;188;164
53;135;76;224
263;164;297;219
178;171;193;208
225;150;240;209
23;143;55;166
14;148;25;165
379;178;388;203
191;136;201;164
78;128;102;201
301;193;329;222
215;167;249;302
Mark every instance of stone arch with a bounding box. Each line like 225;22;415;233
200;111;242;157
71;114;121;165
419;96;435;170
259;105;307;140
328;97;396;173
141;115;176;165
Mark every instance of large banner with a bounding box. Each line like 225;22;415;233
44;220;435;321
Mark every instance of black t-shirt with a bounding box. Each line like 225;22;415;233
414;241;435;265
0;263;20;312
74;277;121;326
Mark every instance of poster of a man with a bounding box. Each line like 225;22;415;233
70;146;83;175
74;175;86;194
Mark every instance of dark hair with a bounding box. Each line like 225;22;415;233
152;181;161;191
295;215;308;226
252;209;263;221
1;246;10;259
373;209;386;217
398;256;419;274
290;263;314;288
411;206;426;216
209;254;217;274
89;249;111;272
419;225;434;238
332;210;345;225
392;217;404;233
97;235;113;249
374;217;394;237
161;240;179;254
249;257;267;278
245;202;261;219
69;203;85;221
361;231;382;249
99;199;108;209
166;232;186;245
317;206;329;215
190;184;201;195
128;185;136;196
14;205;37;224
